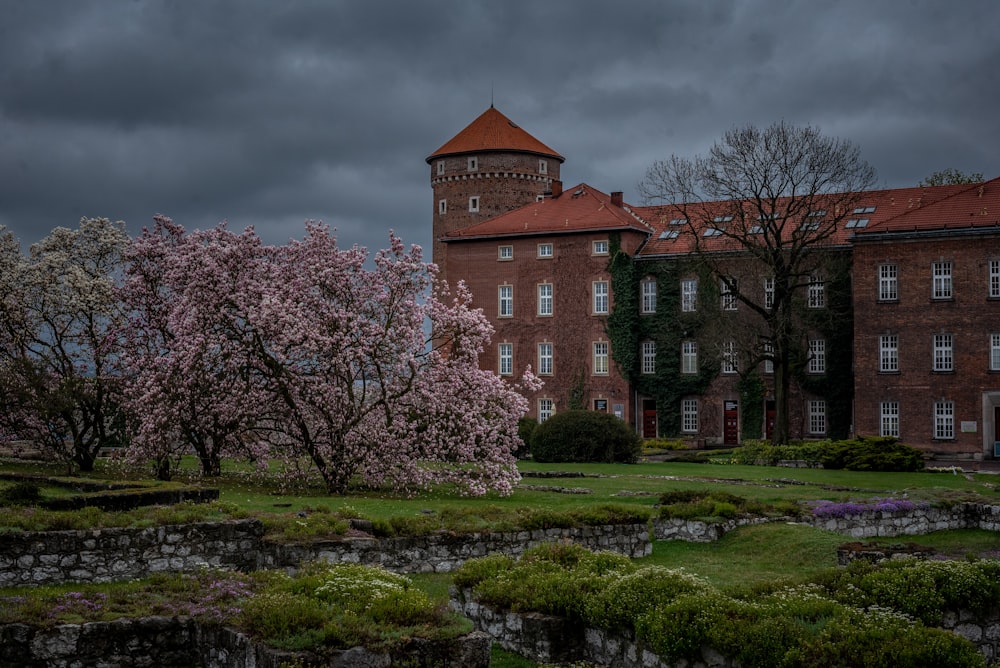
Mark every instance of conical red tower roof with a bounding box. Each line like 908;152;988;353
426;106;564;163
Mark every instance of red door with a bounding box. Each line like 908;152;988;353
642;399;657;438
724;400;739;445
765;400;776;441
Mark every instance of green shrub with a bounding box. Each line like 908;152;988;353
516;417;537;457
530;410;641;463
0;481;42;506
821;436;924;472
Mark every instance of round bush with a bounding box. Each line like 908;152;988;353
530;410;641;463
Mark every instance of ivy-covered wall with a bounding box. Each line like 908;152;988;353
608;234;854;441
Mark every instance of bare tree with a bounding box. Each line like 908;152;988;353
638;122;876;444
918;168;984;187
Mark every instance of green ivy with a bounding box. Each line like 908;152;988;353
738;373;765;441
607;235;716;436
798;252;854;439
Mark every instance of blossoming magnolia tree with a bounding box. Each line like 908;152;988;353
123;217;536;494
120;218;272;478
0;218;130;472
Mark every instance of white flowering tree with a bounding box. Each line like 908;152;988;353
0;218;130;472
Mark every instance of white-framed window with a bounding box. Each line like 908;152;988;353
537;283;553;316
438;199;447;215
538;159;548;175
681;278;697;312
468;196;480;212
879;334;898;373
763;277;774;309
808;276;825;308
593;341;609;375
538;398;554;423
808;339;826;374
467;156;478;171
436;161;445;176
721;278;738;311
592;240;609;255
537;342;553;375
498;285;513;318
593;281;609;315
808;400;826;435
932;261;953;299
880;401;899;438
641;278;657;314
879;264;898;301
722;341;738;374
990;260;1000;298
498;245;513;260
934;400;954;439
681;399;698;433
992;333;1000;371
933;334;953;371
498;343;513;376
537;243;553;258
641;341;656;375
681;341;698;374
763;341;774;374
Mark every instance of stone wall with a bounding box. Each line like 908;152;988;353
0;520;651;586
0;618;491;668
453;589;1000;666
0;520;264;587
652;503;1000;543
451;588;731;668
263;523;652;574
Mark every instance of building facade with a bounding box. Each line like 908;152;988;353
432;107;1000;460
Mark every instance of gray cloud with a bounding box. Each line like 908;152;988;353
2;0;998;258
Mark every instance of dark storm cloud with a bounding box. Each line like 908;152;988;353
2;0;998;258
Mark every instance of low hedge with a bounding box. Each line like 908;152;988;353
732;437;925;472
455;544;988;667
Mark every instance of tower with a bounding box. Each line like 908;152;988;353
426;106;564;285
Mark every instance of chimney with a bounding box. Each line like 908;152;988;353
611;191;623;207
551;180;563;197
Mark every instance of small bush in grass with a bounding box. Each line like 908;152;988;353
0;481;42;506
530;410;641;463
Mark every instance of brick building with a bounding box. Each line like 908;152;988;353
430;106;1000;460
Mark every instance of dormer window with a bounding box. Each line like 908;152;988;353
539;159;548;174
467;156;478;172
853;206;876;214
436;161;445;176
845;218;869;229
469;196;480;212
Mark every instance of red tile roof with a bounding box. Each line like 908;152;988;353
854;177;1000;236
427;106;564;163
632;183;978;257
441;184;651;241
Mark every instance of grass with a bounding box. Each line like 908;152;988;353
2;455;998;666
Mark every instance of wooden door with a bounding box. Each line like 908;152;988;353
642;399;657;439
724;400;739;445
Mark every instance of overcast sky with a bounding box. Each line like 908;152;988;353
2;0;998;259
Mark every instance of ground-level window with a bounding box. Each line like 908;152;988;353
880;401;899;437
934;400;954;439
808;400;826;435
681;399;698;433
538;398;554;423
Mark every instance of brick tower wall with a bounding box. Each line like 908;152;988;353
430;151;560;285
